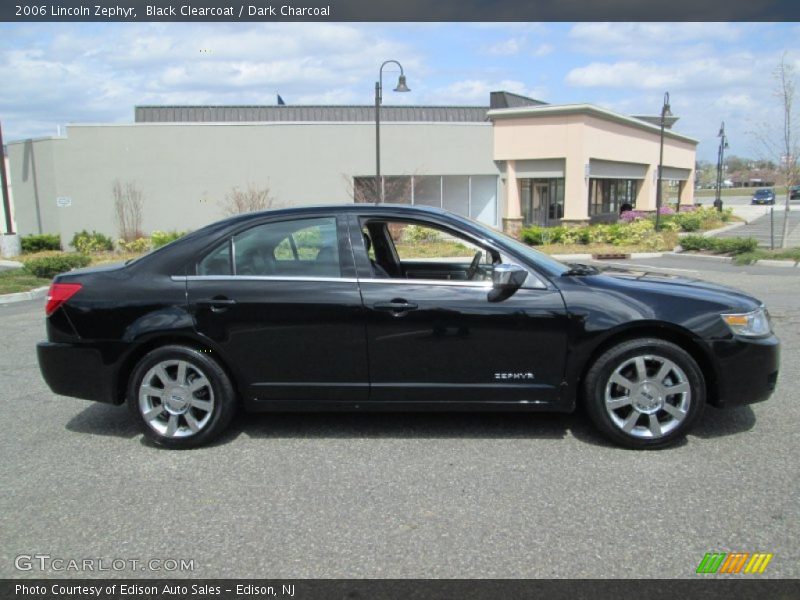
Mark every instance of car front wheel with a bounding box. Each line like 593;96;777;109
127;345;237;449
584;338;705;449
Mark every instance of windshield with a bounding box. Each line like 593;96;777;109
450;214;570;277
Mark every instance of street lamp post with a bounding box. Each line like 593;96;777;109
375;60;410;204
655;92;672;231
714;122;728;213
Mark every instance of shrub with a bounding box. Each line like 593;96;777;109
401;224;442;244
21;234;61;253
22;253;91;279
71;230;114;253
117;237;151;253
672;212;703;232
520;225;567;245
151;230;188;249
680;235;758;254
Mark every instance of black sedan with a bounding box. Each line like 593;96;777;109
37;205;780;449
751;188;776;205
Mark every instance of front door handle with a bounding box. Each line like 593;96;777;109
373;299;418;313
196;296;237;312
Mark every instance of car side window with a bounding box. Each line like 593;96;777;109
196;217;341;278
390;223;494;265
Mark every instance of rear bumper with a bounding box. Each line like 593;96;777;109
710;334;780;408
37;341;119;404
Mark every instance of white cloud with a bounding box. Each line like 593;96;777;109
485;37;524;56
565;56;770;92
433;79;545;105
532;43;554;57
568;22;744;58
0;23;419;140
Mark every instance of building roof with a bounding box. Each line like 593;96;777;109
134;105;490;123
487;103;699;145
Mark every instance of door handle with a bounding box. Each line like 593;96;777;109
373;300;418;313
196;297;237;312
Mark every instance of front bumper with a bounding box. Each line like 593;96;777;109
37;341;119;404
709;334;780;408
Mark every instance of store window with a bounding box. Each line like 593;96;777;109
588;179;638;215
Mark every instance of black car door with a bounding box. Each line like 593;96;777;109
186;213;368;403
350;213;569;405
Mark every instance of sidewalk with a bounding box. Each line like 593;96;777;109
713;209;800;248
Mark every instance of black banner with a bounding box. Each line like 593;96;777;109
3;580;800;600
2;0;799;22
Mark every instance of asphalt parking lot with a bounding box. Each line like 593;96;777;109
0;255;798;579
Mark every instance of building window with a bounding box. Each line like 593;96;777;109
520;178;564;226
588;178;638;216
352;175;498;227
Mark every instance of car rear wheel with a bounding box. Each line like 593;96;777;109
127;345;237;449
584;338;705;449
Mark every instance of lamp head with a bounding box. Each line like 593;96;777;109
394;74;411;93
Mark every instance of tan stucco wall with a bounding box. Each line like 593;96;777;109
493;112;697;222
7;122;495;242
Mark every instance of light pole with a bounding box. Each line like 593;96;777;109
655;92;672;231
714;122;728;213
375;60;410;203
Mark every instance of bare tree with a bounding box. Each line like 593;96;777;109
113;180;144;242
342;174;415;204
220;183;278;216
753;53;798;248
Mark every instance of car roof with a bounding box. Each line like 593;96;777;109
216;203;453;226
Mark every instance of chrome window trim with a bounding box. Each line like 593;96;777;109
172;274;494;288
172;275;358;283
358;278;493;288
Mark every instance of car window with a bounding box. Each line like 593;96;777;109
388;222;493;264
196;217;341;278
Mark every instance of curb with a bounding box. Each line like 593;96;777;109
0;285;49;305
0;259;24;269
753;259;799;268
667;251;733;262
669;251;799;267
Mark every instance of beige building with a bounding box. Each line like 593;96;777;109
490;103;698;235
4;92;698;245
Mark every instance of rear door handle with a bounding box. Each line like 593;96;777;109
196;297;237;311
373;300;418;313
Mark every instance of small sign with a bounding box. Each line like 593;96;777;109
56;196;72;207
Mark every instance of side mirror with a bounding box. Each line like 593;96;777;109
491;264;527;290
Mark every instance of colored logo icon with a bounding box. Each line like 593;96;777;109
696;552;773;574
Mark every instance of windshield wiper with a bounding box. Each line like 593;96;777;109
563;262;600;276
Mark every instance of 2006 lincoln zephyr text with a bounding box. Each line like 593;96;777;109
37;205;780;449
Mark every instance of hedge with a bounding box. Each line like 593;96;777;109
22;253;92;279
21;234;62;253
679;236;758;254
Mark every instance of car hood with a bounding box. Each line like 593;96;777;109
585;267;762;312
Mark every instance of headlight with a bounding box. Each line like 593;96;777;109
721;307;772;337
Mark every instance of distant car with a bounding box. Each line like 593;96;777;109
790;186;800;200
36;204;780;450
751;189;776;205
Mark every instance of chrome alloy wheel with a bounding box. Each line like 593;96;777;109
604;354;691;439
138;359;215;438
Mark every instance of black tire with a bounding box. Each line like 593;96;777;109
127;345;237;449
583;338;705;449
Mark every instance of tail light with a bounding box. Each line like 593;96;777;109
45;283;82;316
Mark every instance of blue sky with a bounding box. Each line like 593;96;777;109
1;21;798;161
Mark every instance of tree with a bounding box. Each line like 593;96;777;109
753;53;798;248
220;183;278;216
113;180;144;242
